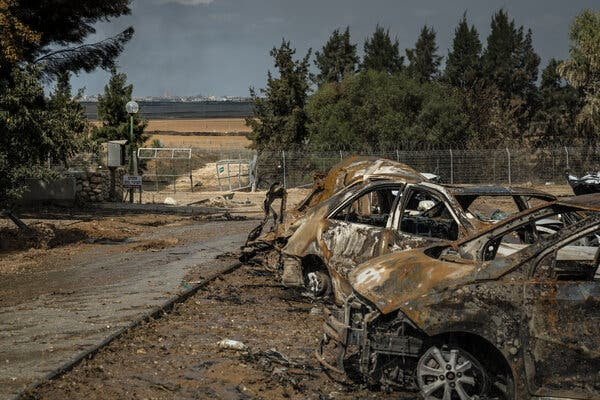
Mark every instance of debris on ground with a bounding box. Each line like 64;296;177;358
30;265;402;399
163;197;178;205
218;339;248;351
192;194;253;209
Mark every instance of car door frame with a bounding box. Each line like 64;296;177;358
523;223;600;399
390;183;464;243
321;181;406;265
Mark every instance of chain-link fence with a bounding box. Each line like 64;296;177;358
62;146;600;193
256;147;600;189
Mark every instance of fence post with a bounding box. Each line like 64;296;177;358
396;149;400;162
506;148;512;185
449;149;454;184
339;150;343;160
282;150;287;189
227;161;232;191
564;146;570;171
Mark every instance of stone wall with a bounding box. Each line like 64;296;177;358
74;168;125;203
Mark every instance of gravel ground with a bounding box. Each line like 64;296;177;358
26;264;413;400
0;211;256;399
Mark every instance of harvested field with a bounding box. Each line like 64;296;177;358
146;134;250;150
146;118;251;134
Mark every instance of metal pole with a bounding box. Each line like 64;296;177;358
565;146;570;170
396;149;400;162
129;114;134;203
506;148;511;185
339;150;343;160
227;161;232;191
282;151;287;189
449;149;454;184
216;163;222;191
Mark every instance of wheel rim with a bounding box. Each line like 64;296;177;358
417;346;487;400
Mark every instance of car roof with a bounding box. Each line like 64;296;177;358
555;193;600;208
443;184;556;198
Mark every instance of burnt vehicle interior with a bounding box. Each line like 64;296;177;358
399;188;459;240
332;186;399;227
454;193;554;222
435;205;591;262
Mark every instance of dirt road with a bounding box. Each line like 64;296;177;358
0;213;256;399
28;264;410;400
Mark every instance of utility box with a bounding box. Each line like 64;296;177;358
107;140;128;167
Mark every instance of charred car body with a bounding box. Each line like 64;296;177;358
278;179;555;303
318;195;600;400
241;156;427;263
243;157;556;303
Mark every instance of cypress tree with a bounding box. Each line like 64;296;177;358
313;27;359;86
481;10;520;97
406;26;442;82
361;25;404;74
482;10;540;101
445;14;482;89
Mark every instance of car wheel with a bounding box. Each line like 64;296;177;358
306;271;331;298
417;345;488;400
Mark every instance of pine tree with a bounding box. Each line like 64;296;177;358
246;40;312;151
406;26;442;82
93;67;147;149
0;0;133;78
46;71;90;165
313;27;359;86
445;14;482;89
515;29;541;106
361;25;404;74
0;67;87;206
481;10;540;102
481;10;520;96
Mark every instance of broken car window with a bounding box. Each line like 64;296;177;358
534;226;600;281
332;186;400;227
457;206;589;262
399;189;458;240
460;195;521;221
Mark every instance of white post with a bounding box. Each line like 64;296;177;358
339;150;343;160
564;146;570;170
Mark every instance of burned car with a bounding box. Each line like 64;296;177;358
279;180;555;303
241;156;428;263
318;194;600;400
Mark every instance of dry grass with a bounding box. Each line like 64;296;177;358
91;118;250;133
146;118;251;133
146;134;250;149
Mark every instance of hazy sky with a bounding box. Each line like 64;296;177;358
69;0;598;97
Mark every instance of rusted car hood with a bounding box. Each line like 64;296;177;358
349;249;479;316
296;155;425;212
